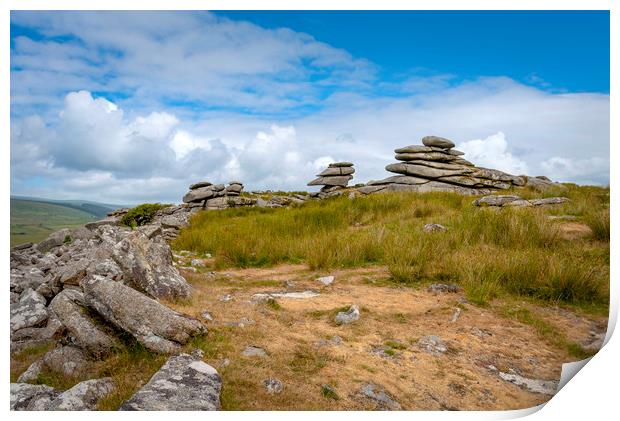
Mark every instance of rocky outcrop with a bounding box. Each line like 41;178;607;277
17;345;89;383
10;383;60;410
182;180;257;210
308;162;355;198
357;136;525;195
112;230;192;300
120;352;221;410
82;275;206;353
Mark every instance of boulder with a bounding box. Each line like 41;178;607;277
57;258;90;286
189;181;213;190
318;167;355;176
82;275;205;353
36;229;72;253
10;383;60;411
49;289;120;357
17;345;89;383
183;186;215;203
47;378;115;410
422;135;455;148
120;353;221;410
112;230;192;300
386;163;471;179
307;175;353;187
10;289;48;333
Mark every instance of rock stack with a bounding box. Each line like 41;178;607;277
308;162;355;198
357;136;525;195
182;181;255;210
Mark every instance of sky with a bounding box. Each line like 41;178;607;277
10;10;610;204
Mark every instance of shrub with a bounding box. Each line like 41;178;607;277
120;203;170;228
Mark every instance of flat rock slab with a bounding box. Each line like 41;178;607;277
489;366;558;395
252;291;320;301
121;353;221;410
422;136;455;149
242;345;268;358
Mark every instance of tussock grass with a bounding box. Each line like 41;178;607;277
174;187;609;311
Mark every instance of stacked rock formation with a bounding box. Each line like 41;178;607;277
357;136;525;195
308;162;355;198
182;181;255;210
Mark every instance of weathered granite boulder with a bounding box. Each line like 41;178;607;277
10;383;60;410
120;353;221;410
82;275;206;353
111;230;192;300
17;345;89;383
47;378;115;411
422;135;455;148
49;289;120;357
10;289;48;333
36;228;72;253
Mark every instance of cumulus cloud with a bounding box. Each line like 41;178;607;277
457;132;529;175
9;12;610;203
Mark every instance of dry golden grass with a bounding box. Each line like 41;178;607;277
164;263;607;410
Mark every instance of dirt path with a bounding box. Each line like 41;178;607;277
169;263;607;410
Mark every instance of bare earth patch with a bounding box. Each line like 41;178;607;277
169;264;607;410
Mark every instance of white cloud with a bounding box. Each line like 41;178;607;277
541;157;610;186
9;12;609;203
457;132;529;175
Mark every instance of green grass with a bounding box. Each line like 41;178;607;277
498;304;596;359
10;199;97;246
174;185;609;312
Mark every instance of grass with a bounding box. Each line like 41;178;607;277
174;185;609;312
498;304;595;360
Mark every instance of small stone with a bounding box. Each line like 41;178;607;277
263;378;284;394
335;305;360;325
450;308;461;323
359;383;402;410
316;275;334;286
191;258;206;267
219;294;234;302
423;223;447;232
471;327;492;339
417;335;448;355
242;345;267;358
428;283;460;293
201;311;214;321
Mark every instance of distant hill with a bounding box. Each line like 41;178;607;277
10;197;125;246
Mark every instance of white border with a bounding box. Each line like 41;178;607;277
2;1;615;420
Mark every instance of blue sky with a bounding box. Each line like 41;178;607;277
10;11;610;203
216;11;610;94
